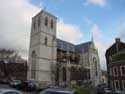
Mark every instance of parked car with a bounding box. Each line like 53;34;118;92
103;88;112;94
36;85;60;93
40;88;80;94
96;84;109;94
9;80;22;88
112;89;124;94
16;80;38;92
0;88;22;94
0;79;9;84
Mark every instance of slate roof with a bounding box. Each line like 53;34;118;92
56;39;75;52
75;42;92;53
56;38;92;53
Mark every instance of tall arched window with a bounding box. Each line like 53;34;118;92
93;57;98;76
33;21;36;29
62;67;67;81
45;17;48;26
44;37;48;45
38;17;41;27
70;67;75;80
51;19;53;29
55;68;59;85
31;51;36;79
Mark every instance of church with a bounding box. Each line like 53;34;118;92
28;10;101;87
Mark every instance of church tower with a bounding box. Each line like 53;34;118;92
28;10;57;86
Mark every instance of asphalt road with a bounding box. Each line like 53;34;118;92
0;84;36;94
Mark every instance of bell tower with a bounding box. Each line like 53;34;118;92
28;10;57;86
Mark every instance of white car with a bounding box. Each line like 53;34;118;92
112;89;124;94
0;88;22;94
40;88;79;94
9;80;22;87
103;88;112;94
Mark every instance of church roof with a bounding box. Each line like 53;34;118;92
32;9;57;19
75;41;92;53
56;39;92;53
56;39;75;52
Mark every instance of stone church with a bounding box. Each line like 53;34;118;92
28;10;101;87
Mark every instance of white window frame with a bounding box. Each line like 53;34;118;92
113;66;118;76
120;65;125;76
111;80;113;89
114;80;120;89
122;80;125;90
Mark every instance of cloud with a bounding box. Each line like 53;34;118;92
91;23;112;70
0;0;84;60
91;24;102;39
57;19;84;44
84;0;107;7
0;0;39;59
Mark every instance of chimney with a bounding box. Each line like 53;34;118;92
115;38;120;52
115;38;120;43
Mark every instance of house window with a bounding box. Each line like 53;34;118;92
120;66;125;76
114;80;120;89
38;17;41;27
44;37;48;45
122;80;125;90
113;67;118;76
51;19;53;29
45;17;48;26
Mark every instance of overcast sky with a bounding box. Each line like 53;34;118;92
0;0;125;70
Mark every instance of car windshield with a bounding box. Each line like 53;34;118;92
40;91;70;94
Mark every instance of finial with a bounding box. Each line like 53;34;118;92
91;35;94;42
40;0;44;10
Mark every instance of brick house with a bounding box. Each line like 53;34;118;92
0;61;27;81
105;38;125;90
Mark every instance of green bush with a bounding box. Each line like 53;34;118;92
73;87;90;94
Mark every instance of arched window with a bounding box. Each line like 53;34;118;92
70;67;75;80
93;57;98;76
38;17;41;27
45;17;48;26
51;19;53;29
31;51;36;79
62;67;67;81
33;21;36;29
55;68;59;85
44;37;47;45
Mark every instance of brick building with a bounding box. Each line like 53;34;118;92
106;38;125;90
0;61;27;81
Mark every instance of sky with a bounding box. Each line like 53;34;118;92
0;0;125;70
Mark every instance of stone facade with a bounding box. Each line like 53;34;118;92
28;10;101;87
28;10;57;87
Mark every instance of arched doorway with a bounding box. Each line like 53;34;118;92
31;51;36;79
